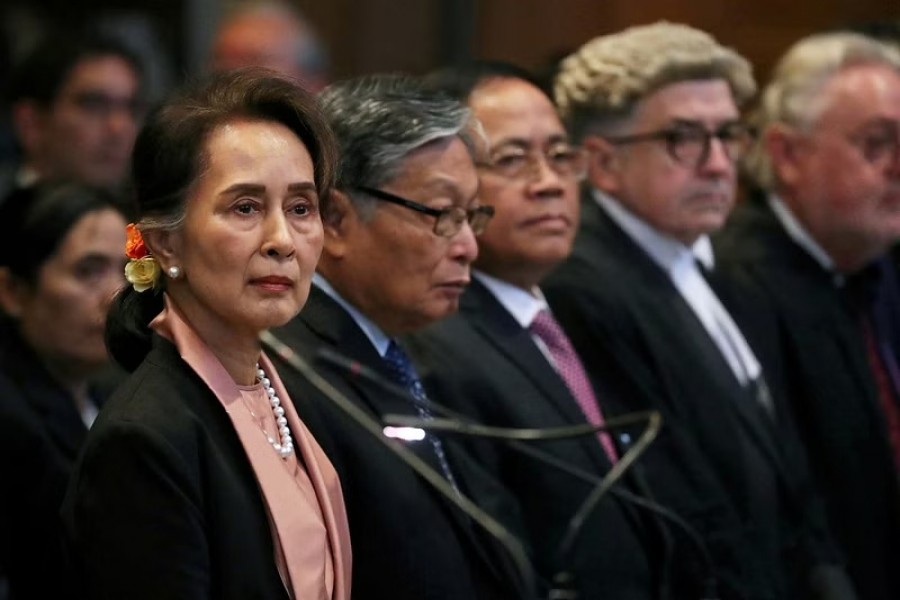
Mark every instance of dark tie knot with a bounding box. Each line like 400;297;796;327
383;341;418;387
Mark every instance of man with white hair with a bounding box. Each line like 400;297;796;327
715;32;900;600
545;22;855;599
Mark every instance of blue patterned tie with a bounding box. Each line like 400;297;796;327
383;340;461;493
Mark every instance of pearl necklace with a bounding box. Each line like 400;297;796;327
256;365;294;459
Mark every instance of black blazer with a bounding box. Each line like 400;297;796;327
714;196;900;600
413;281;800;598
408;278;753;600
270;286;531;600
62;337;291;600
0;324;99;600
542;194;846;600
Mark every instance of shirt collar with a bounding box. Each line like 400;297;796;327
767;194;836;275
313;273;392;357
592;188;714;274
473;271;548;329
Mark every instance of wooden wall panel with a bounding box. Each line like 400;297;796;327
473;0;899;84
303;0;440;78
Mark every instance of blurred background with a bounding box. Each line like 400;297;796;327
2;0;897;96
2;0;895;177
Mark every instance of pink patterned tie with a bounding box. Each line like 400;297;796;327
530;309;619;463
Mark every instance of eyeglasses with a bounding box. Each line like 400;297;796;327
478;143;587;181
847;121;900;168
605;122;753;168
63;91;147;121
356;186;495;237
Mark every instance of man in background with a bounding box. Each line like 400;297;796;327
211;0;329;92
272;74;529;599
715;32;900;600
546;22;854;599
3;31;144;201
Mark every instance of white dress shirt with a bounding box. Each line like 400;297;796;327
768;194;843;286
313;272;391;358
473;271;557;365
593;190;762;386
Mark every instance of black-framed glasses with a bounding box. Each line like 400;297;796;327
478;143;587;181
605;122;753;168
356;186;495;237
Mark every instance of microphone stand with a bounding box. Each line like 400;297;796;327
501;440;721;600
260;331;539;599
312;344;719;600
381;412;664;600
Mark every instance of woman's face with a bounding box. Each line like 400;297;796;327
13;208;128;376
159;118;324;341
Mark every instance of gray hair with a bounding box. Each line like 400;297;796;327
555;21;756;141
745;32;900;190
319;73;483;218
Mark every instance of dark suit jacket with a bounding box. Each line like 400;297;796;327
714;196;900;600
542;193;846;600
271;287;531;600
62;337;292;600
0;324;99;600
408;278;758;600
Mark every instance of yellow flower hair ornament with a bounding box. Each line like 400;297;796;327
124;223;162;293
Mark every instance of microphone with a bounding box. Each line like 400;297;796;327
315;346;718;599
381;412;666;600
501;438;720;600
259;331;540;599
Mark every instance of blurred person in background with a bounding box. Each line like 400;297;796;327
211;0;329;92
715;32;900;600
3;30;145;202
0;182;127;600
411;60;782;600
546;22;854;599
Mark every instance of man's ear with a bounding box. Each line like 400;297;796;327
583;135;624;194
12;101;47;159
322;190;357;259
763;124;804;189
0;267;28;319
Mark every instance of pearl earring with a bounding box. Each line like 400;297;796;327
167;266;182;279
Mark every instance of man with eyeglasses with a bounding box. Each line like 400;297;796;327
2;30;145;202
545;22;855;600
270;74;531;600
407;62;662;600
714;32;900;600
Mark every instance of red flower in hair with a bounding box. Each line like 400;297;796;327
125;223;149;259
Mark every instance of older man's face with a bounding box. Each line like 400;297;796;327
773;64;900;271
589;79;742;245
335;137;481;334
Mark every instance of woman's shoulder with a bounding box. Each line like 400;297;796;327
89;337;219;454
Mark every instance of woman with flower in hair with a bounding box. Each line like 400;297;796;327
0;182;127;600
62;68;351;600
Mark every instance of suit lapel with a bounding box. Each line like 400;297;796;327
301;289;533;595
731;201;888;462
583;199;795;489
0;332;89;461
461;280;613;473
297;288;455;478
